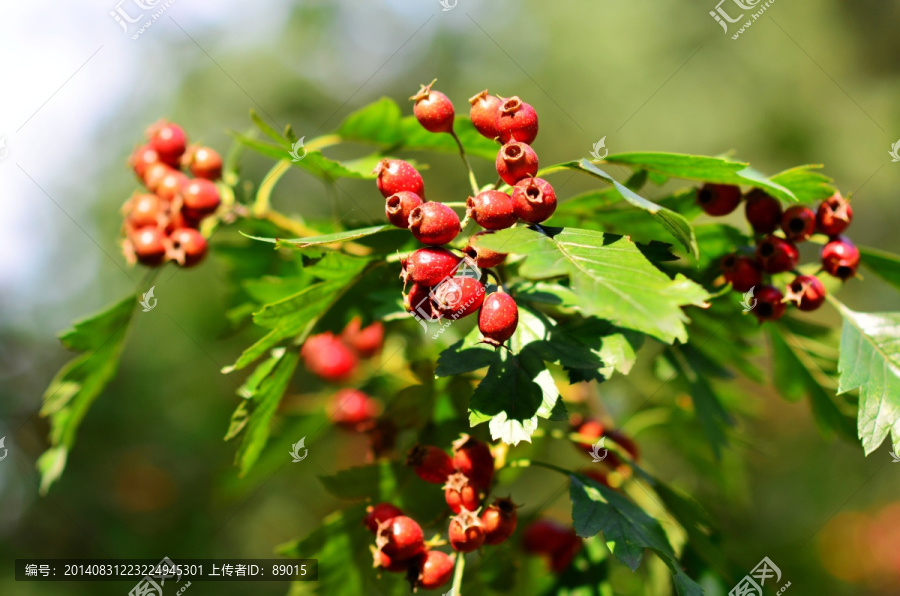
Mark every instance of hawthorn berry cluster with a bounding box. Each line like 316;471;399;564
697;184;859;321
377;81;559;346
122;121;223;268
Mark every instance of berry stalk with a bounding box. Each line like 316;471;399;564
450;130;480;196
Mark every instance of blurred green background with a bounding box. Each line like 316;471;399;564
1;0;899;594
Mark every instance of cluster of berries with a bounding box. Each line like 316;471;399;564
123;121;223;267
697;184;859;321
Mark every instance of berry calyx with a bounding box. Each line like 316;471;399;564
451;434;494;491
468;90;503;140
821;235;860;280
816;192;853;236
340;317;384;358
371;548;413;573
409;203;461;246
744;189;783;233
364;503;404;533
301;332;358;381
481;498;518;545
443;472;480;514
467;190;517;230
375;159;425;199
753;285;787;322
146;121;187;168
406;445;456;485
376;515;425;560
411;80;455;134
511;177;557;223
385;191;423;229
464;232;507;269
448;509;485;553
478;292;519;346
784;275;826;311
129;144;160;180
781;205;816;242
129;226;167;266
401;247;463;287
756;235;799;273
167;227;207;267
495;141;539;186
432;277;485;319
497;96;538;144
721;254;762;293
330;388;380;429
416;550;454;590
696;183;741;216
125;194;165;229
183;145;223;180
180;178;221;219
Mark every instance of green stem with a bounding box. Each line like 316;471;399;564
505;459;573;476
451;131;480;196
451;551;465;596
305;134;341;152
252;159;291;217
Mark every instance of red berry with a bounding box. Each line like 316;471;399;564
478;292;519;346
432;277;486;320
549;535;582;573
721;254;762;293
697;184;741;216
163;209;200;235
511;177;556;223
744;189;783;234
130;226;167;266
402;247;463;287
816;192;853;236
756;235;799;274
377;515;425;560
753;285;787;322
181;178;221;219
129;144;160;180
146;121;187;168
607;429;640;462
469;90;503;140
464;232;507;268
416;550;454;590
375;159;425;199
495;141;539;186
467;190;517;230
125;194;165;229
371;548;413;573
155;170;189;203
443;472;481;514
183;145;222;180
785;275;826;311
365;503;404;533
821;235;860;280
142;162;173;193
497;96;538;144
406;445;456;485
411;81;455;134
521;519;575;554
167;227;207;267
330;388;380;428
451;435;494;491
409;203;461;246
448;509;485;553
481;498;518;545
385;191;423;229
583;468;612;488
404;283;439;321
781;205;816;242
301;332;358;381
340;317;384;358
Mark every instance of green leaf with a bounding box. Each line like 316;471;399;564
859;245;900;293
244;225;395;249
474;227;710;344
835;303;900;454
250;109;290;147
769;165;835;203
336;97;404;146
231;132;374;180
38;295;136;493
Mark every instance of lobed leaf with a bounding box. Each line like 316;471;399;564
859;245;900;293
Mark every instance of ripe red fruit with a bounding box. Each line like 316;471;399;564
756;235;799;273
409;203;461;246
163;209;201;235
785;275;826;311
573;418;605;452
125;194;165;229
521;519;576;554
167;227;207;267
448;509;485;553
416;550;454;590
816;192;853;236
583;468;612;488
467;190;517;230
451;435;494;491
744;189;783;234
330;388;380;428
696;184;741;216
753;285;787;322
432;277;485;319
129;144;160;180
142;162;173;193
371;548;413;573
385;191;423;229
549;536;582;573
404;283;439;322
721;254;762;293
146;121;187;168
821;235;860;280
340;317;384;358
130;226;167;266
155;170;188;203
469;90;503;140
406;445;456;485
511;177;557;223
497;96;538;144
411;81;455;134
781;205;817;242
402;247;463;287
495;141;539;186
377;515;425;560
375;159;425;199
365;503;404;533
607;429;641;462
183;145;222;180
443;472;481;514
478;292;519;346
181;178;221;219
481;498;518;545
301;332;358;381
464;232;507;268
